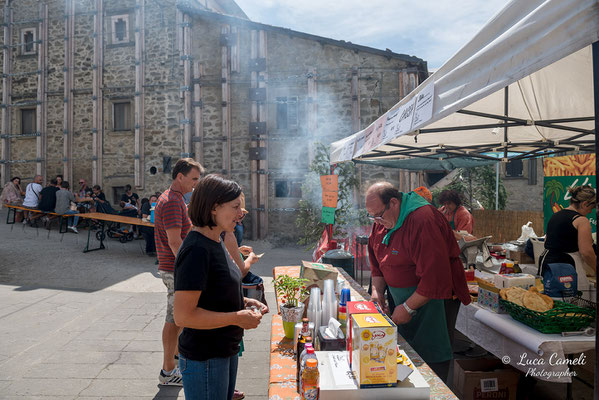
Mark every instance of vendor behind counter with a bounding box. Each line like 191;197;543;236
438;189;475;240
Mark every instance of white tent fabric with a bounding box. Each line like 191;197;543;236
330;0;599;163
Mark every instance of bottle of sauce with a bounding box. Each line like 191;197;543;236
297;336;313;388
296;318;311;354
301;358;319;400
299;344;317;391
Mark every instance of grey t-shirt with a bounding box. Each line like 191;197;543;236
55;189;75;214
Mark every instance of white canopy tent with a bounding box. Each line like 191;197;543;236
330;0;599;163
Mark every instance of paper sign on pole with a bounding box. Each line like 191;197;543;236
320;175;338;192
321;206;336;224
411;82;434;129
322;191;338;208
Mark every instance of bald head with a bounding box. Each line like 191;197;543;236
366;182;401;204
33;175;43;184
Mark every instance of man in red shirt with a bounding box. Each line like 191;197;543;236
366;182;470;383
154;158;203;385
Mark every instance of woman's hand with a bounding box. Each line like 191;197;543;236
236;309;262;329
239;245;253;257
245;252;260;265
245;297;269;314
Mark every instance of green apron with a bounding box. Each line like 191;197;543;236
387;286;452;364
449;208;457;230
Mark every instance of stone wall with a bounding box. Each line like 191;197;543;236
0;0;427;241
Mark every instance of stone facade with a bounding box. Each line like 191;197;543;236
0;0;427;240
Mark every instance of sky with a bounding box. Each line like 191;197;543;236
234;0;508;70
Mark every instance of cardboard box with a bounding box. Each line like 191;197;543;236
346;301;383;353
477;287;505;314
494;273;535;289
507;250;535;264
453;358;520;400
300;260;338;292
350;313;397;388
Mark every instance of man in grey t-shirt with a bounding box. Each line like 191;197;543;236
55;181;81;233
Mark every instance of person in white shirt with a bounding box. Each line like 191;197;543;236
22;175;43;223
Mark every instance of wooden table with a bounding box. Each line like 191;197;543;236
76;212;154;252
4;203;69;233
269;265;458;400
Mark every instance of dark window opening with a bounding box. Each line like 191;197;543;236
114;18;127;42
275;180;302;198
112;186;125;205
21;109;36;134
506;159;523;177
276;96;298;129
24;30;34;53
113;102;131;131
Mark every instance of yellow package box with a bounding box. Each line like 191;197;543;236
350;313;397;388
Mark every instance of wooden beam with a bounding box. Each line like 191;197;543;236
176;9;183;67
230;26;240;73
193;61;204;165
92;0;104;187
307;67;317;160
1;5;11;186
250;29;258;240
351;66;360;132
36;3;48;178
221;25;231;176
257;29;268;238
134;0;145;189
63;0;74;184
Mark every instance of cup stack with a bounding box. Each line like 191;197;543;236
307;287;322;337
322;279;337;326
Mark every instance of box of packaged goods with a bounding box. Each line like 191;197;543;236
494;273;535;289
476;278;504;313
350;313;397;388
453;358;520;400
300;260;339;292
346;301;383;352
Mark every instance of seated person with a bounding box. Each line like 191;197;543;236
91;185;115;214
438;189;474;240
55;181;81;233
139;195;157;256
35;179;61;225
120;184;140;217
22;175;43;224
1;176;24;206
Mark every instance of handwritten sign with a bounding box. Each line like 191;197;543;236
320;175;338;192
411;82;434;129
321;206;336;224
322;191;338;208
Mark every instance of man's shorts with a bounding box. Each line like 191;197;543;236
160;270;175;323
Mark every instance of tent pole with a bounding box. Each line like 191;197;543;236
592;39;598;400
495;162;499;210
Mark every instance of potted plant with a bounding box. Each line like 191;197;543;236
274;274;309;339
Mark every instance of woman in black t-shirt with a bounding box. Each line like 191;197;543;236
173;174;267;400
541;185;596;275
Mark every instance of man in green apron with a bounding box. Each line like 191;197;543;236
365;182;471;383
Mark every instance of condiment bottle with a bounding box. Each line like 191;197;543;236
300;358;319;400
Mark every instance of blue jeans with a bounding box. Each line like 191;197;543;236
62;210;79;227
179;353;239;400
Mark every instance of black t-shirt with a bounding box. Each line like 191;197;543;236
545;209;581;253
174;231;244;361
140;201;151;216
121;192;139;206
38;186;60;211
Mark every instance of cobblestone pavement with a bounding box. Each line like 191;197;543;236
0;209;313;399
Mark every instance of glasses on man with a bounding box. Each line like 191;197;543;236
79;181;85;184
367;203;389;220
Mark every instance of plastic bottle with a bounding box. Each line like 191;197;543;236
296;318;311;354
338;288;350;336
296;336;313;386
299;344;318;391
301;358;320;400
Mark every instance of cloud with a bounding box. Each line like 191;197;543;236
234;0;507;68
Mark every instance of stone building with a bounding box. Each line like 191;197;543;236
0;0;428;239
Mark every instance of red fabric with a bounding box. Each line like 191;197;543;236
367;205;471;305
154;188;191;272
312;228;330;262
439;205;473;233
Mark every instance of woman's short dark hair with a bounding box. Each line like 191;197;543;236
11;176;20;183
93;185;101;191
189;174;242;228
438;189;462;207
61;181;70;189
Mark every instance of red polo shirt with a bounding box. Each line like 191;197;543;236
368;204;471;304
154;188;191;272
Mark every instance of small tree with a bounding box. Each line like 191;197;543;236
295;142;367;246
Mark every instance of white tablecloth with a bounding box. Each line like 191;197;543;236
456;303;595;383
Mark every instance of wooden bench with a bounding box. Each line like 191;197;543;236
76;212;154;253
4;203;70;233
